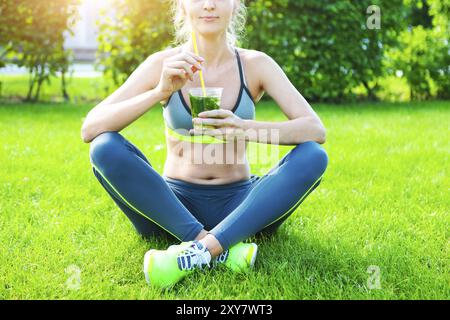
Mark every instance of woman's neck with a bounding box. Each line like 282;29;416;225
184;32;234;69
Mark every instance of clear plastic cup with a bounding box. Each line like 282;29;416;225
189;87;223;131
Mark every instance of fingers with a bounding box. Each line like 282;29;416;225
198;109;233;118
182;54;204;71
165;67;187;80
163;51;204;83
193;117;230;127
166;61;195;80
181;51;205;64
170;51;204;70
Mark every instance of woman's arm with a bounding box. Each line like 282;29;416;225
247;51;326;145
80;53;166;143
242;116;326;145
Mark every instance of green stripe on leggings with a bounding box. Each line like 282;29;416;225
91;163;182;241
261;174;324;230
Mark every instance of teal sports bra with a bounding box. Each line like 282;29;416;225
162;48;256;143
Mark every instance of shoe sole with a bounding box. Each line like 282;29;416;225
143;249;157;285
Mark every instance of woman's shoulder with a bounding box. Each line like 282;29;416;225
235;47;272;67
236;47;262;57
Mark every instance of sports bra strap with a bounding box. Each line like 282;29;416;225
235;48;248;87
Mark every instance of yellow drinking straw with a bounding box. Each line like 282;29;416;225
191;31;207;97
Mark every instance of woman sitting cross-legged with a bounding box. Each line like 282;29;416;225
81;0;328;288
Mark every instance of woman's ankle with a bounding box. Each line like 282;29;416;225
199;234;223;258
194;229;209;240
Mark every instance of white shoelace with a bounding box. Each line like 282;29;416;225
214;250;229;265
176;242;212;271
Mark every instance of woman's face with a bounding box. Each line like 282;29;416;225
181;0;238;37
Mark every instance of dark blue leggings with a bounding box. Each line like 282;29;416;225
89;131;328;250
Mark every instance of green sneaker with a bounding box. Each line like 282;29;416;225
143;240;212;288
213;242;258;272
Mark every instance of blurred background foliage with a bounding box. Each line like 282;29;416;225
0;0;81;101
0;0;448;103
96;0;173;85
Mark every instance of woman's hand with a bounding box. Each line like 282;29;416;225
189;109;248;141
155;51;204;101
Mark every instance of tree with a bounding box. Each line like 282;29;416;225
0;0;80;101
96;0;173;86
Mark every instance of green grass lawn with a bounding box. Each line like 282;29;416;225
0;97;448;299
0;74;116;103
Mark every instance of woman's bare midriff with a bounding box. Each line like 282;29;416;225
162;135;251;185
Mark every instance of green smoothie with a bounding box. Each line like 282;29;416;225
189;88;222;131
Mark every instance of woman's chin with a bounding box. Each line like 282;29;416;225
196;27;226;38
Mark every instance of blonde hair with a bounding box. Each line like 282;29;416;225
170;0;247;47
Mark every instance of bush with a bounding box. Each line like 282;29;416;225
244;0;406;102
385;0;449;100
